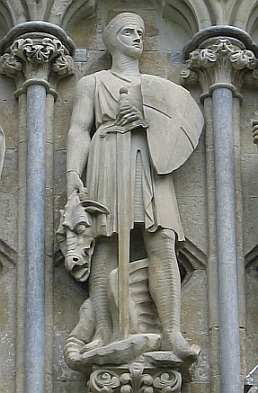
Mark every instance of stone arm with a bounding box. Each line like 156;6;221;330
66;75;95;197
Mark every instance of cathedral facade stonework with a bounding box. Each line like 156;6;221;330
0;1;258;393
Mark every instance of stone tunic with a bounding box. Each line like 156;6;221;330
85;70;184;242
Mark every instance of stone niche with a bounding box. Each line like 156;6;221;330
53;2;208;393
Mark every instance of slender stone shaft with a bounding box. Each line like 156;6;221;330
25;83;47;393
0;24;75;393
212;87;241;393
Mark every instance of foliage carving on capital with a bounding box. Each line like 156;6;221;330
11;37;65;64
52;52;74;76
181;38;257;95
0;36;74;91
88;365;182;393
0;52;22;77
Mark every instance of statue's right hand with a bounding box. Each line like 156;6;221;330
67;171;88;197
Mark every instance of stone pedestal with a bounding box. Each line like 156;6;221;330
88;362;182;393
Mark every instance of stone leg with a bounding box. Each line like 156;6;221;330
88;235;118;349
143;228;197;362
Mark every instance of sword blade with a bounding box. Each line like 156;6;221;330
117;131;131;339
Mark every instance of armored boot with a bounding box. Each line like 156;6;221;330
144;228;197;362
85;235;118;351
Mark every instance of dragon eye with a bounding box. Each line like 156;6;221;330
74;224;86;234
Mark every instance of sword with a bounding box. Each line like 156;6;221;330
116;88;131;338
116;87;148;339
117;127;131;339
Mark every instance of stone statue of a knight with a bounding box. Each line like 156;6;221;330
57;12;204;372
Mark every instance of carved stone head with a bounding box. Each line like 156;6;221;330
102;12;145;56
57;192;109;282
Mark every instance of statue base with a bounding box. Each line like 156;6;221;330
85;350;196;393
87;360;182;393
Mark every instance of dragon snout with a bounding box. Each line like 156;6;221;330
65;254;85;271
65;253;91;282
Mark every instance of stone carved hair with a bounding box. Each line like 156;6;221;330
102;12;145;53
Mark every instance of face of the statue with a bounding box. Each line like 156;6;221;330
116;24;144;58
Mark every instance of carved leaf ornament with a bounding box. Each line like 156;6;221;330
182;38;258;93
90;369;120;393
89;366;182;393
189;48;217;68
188;39;257;71
153;371;182;393
0;37;74;78
11;37;64;64
230;49;257;70
52;52;74;75
120;363;154;393
0;52;22;76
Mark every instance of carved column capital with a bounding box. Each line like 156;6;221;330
181;27;258;101
182;38;257;100
0;23;75;97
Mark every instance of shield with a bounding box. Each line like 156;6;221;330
142;75;204;175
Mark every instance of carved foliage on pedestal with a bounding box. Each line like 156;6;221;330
90;369;120;393
88;364;182;393
0;36;74;93
153;371;182;393
120;363;154;393
181;38;257;95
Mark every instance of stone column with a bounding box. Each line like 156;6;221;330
182;27;258;393
0;23;75;393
